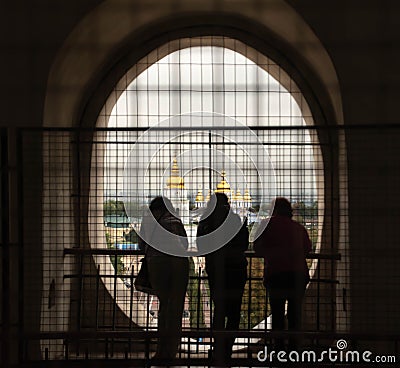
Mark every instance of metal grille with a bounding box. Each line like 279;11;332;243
14;128;400;365
11;37;366;366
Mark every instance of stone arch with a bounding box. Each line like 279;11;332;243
41;0;348;358
43;0;343;128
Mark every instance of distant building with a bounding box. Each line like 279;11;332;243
195;170;253;220
163;158;190;224
104;215;131;242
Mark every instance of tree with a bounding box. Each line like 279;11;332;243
241;257;269;329
104;199;126;217
187;257;206;329
124;228;139;243
105;232;125;275
124;200;146;218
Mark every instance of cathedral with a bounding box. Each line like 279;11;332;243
164;160;253;223
195;170;253;219
163;158;190;223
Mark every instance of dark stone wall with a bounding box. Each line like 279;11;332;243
1;0;400;362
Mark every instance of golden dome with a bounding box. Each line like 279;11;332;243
166;159;185;189
195;189;204;202
235;189;243;201
243;188;252;201
215;171;231;194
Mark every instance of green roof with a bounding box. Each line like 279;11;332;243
104;215;130;228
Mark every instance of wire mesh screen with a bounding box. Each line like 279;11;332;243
18;36;350;365
20;123;400;366
91;124;325;318
32;125;335;360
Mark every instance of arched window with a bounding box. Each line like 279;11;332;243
89;36;325;334
37;0;349;360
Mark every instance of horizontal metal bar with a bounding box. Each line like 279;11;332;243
18;329;400;341
64;248;145;256
18;123;400;133
19;359;399;368
87;140;326;146
62;273;339;284
63;248;340;260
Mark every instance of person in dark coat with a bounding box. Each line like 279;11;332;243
197;193;249;365
254;197;311;350
138;196;189;364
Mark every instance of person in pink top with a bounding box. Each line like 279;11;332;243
254;197;312;350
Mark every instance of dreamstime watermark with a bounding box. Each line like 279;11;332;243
257;339;397;364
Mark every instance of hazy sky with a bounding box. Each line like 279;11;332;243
102;46;318;201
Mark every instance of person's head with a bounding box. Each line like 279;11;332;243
208;192;230;210
149;196;174;217
202;192;230;220
272;197;293;218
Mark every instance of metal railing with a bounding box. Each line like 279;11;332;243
19;329;400;367
12;249;342;364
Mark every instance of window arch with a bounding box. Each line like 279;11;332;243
89;36;326;334
40;2;348;359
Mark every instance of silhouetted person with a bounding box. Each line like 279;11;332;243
138;196;189;364
197;193;248;366
254;197;311;350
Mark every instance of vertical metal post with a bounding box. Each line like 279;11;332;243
112;252;118;331
145;295;151;362
77;254;84;354
17;129;24;364
329;137;336;332
196;265;202;353
111;250;118;357
208;130;212;190
196;266;201;330
75;130;83;336
247;257;252;331
64;339;69;360
265;280;269;348
129;266;134;326
128;266;134;358
105;337;109;359
95;265;100;330
1;128;10;367
316;263;321;330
